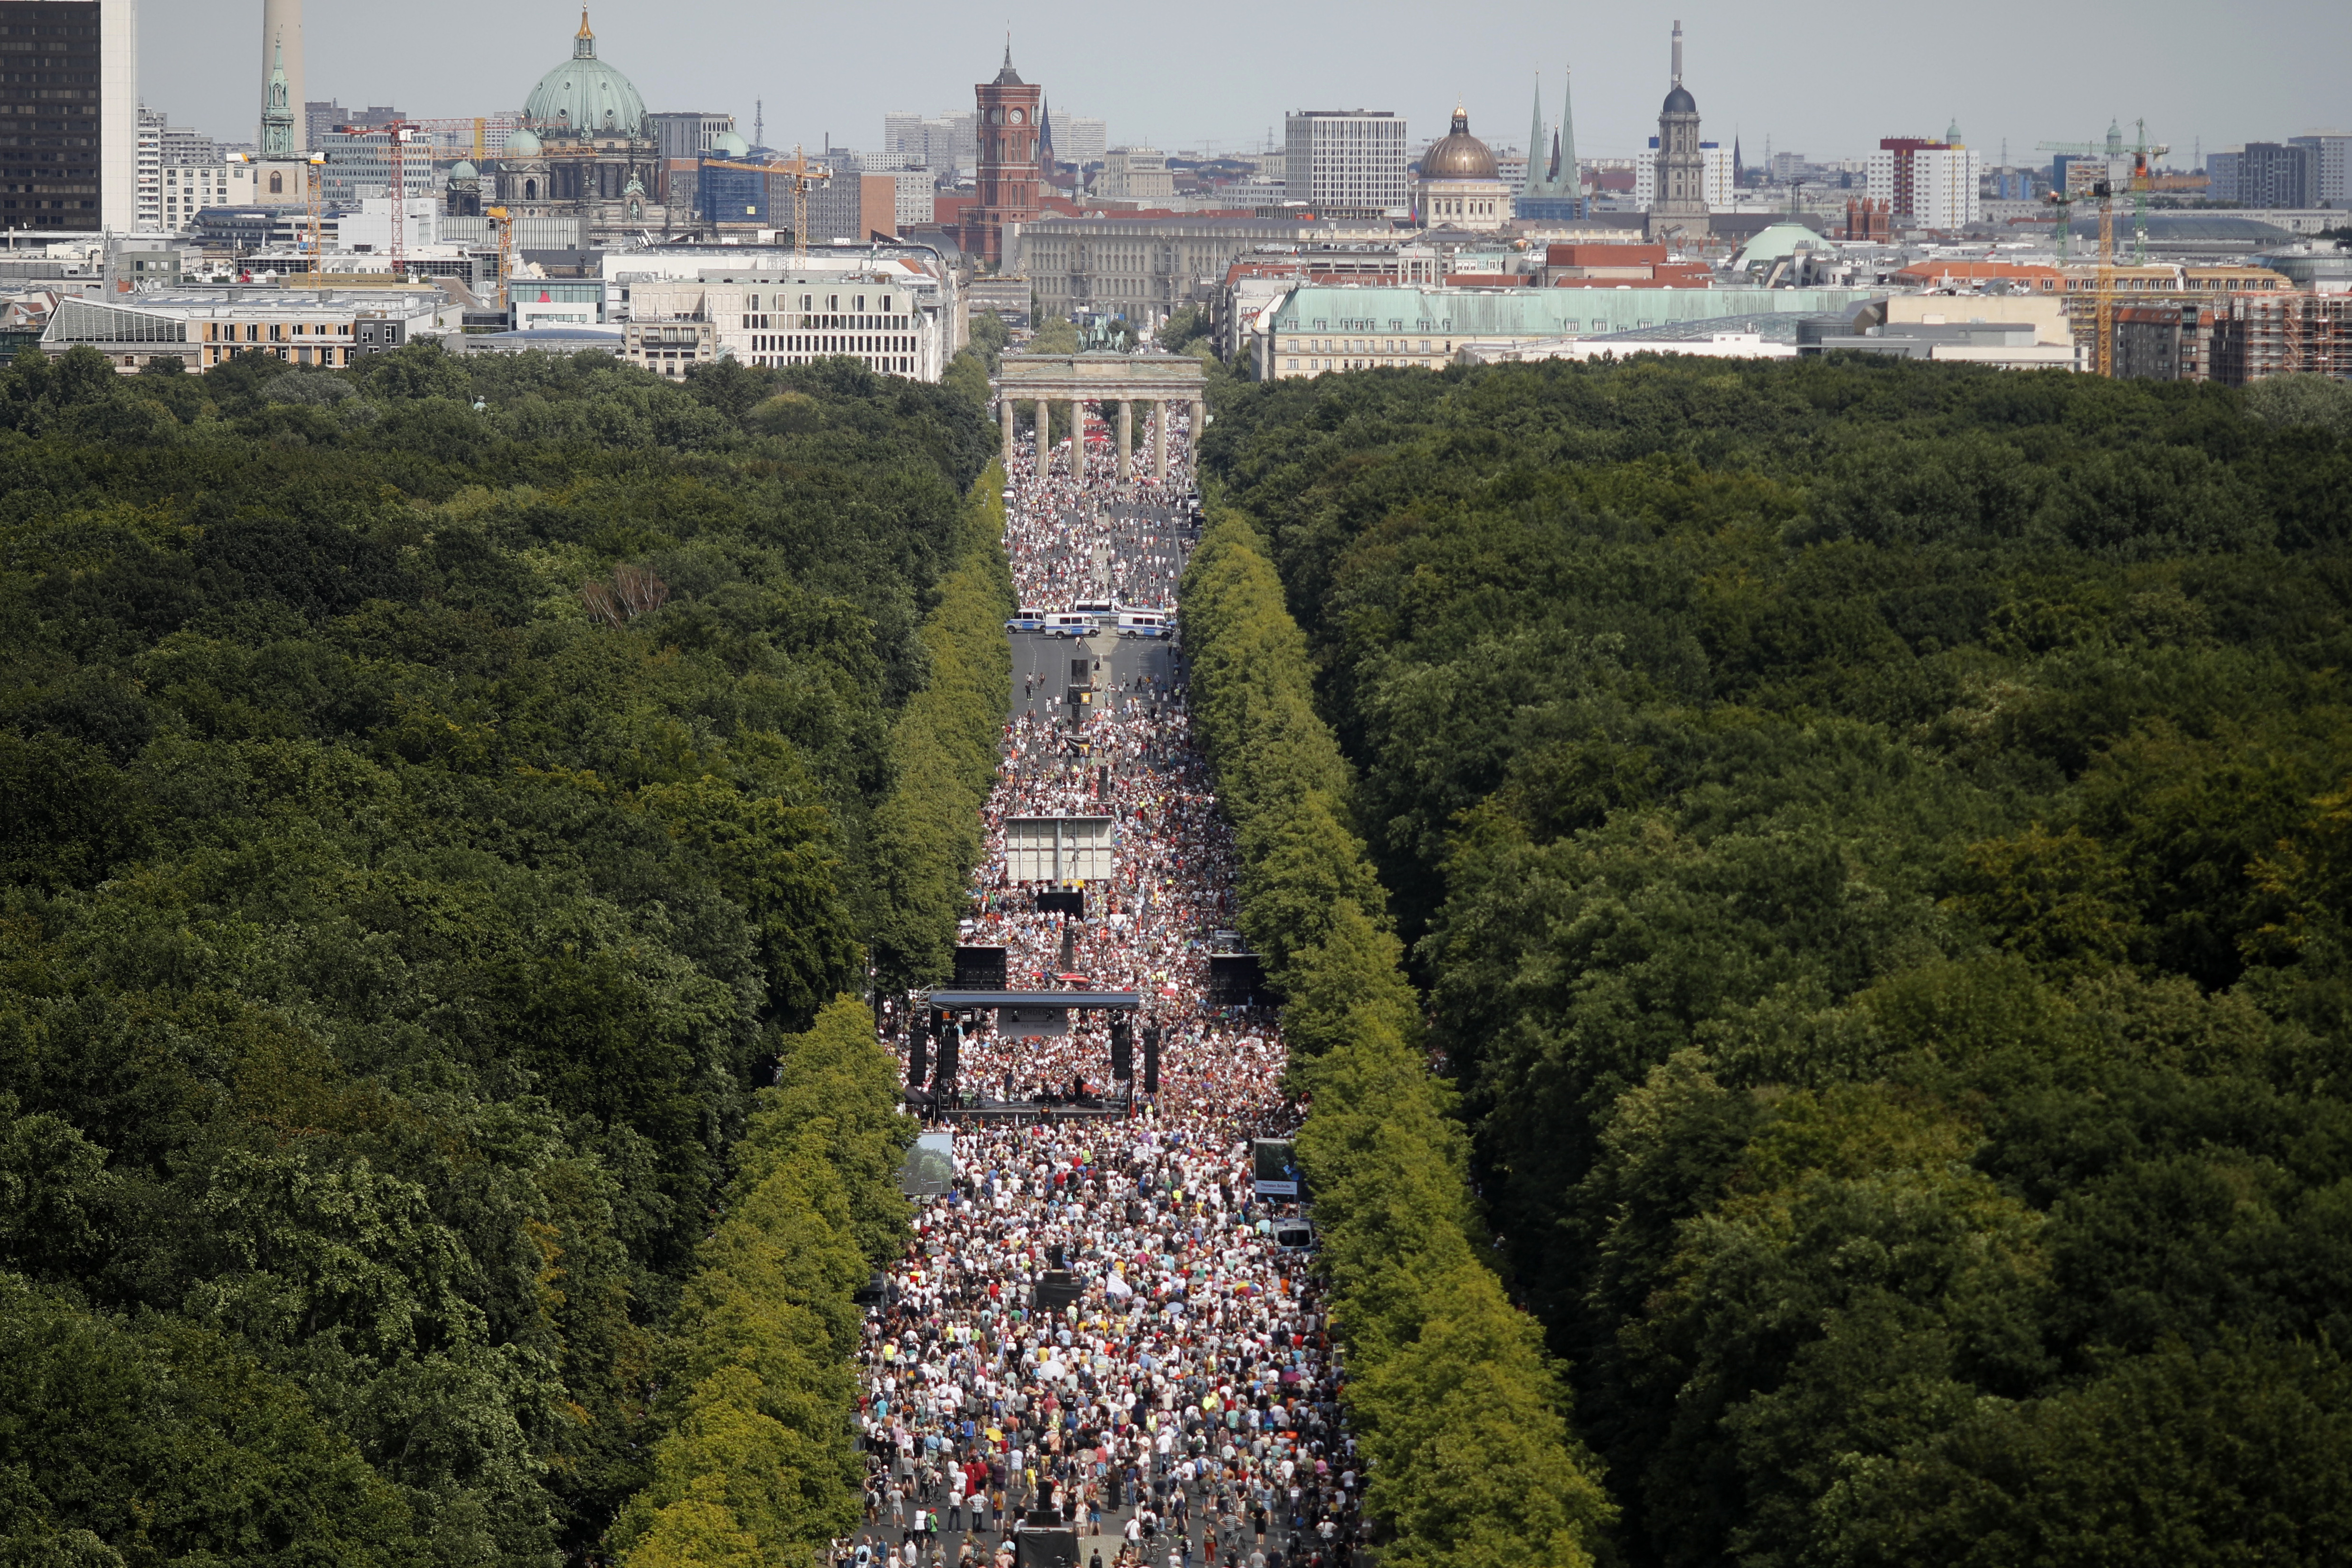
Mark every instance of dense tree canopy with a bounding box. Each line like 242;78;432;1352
1200;357;2352;1567
0;342;997;1565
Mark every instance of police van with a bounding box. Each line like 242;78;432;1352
1043;612;1098;638
1004;607;1045;632
1115;610;1171;639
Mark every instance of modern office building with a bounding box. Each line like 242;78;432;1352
160;154;250;230
1098;148;1173;202
1056;115;1106;170
625;269;952;381
2287;133;2348;205
2238;142;2314;210
805;169;899;244
0;0;137;232
134;104;159;229
1283;110;1408;214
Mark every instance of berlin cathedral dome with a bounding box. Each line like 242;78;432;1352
491;9;668;244
523;9;647;135
1419;106;1499;180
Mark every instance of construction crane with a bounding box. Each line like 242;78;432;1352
773;144;831;257
2037;122;2168;262
303;151;327;271
332;118;424;274
486;205;514;313
406;116;489;166
2042;188;2078;263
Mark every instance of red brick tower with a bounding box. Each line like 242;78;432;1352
969;44;1041;266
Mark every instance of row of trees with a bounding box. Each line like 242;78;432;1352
1181;512;1615;1568
870;463;1017;992
1199;355;2352;1565
0;342;997;1565
608;997;913;1568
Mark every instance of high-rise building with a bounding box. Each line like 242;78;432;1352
2287;132;2349;205
0;0;137;232
135;104;159;230
1648;19;1708;242
2239;142;2313;209
2204;148;2239;202
260;0;302;152
158;118;216;166
1057;115;1106;170
1910;143;1982;229
1283;110;1407;213
962;45;1041;267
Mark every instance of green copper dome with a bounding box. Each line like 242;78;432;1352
523;9;646;137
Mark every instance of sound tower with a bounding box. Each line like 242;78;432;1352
1207;953;1267;1008
1143;1021;1161;1096
935;1018;961;1087
954;945;1008;990
907;1011;930;1087
1109;1014;1133;1081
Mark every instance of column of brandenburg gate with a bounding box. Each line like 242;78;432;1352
990;352;1210;485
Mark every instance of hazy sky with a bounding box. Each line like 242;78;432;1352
145;0;2348;169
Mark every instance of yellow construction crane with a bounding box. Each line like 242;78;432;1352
303;151;327;272
773;144;832;257
486;205;514;313
2093;179;2117;378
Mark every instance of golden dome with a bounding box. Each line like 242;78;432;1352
1420;104;1498;180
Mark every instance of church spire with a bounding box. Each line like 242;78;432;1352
574;8;596;59
1522;73;1546;198
1559;63;1580;205
261;30;295;158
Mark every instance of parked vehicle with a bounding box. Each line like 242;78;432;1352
1043;612;1098;638
1116;610;1171;639
1005;607;1046;632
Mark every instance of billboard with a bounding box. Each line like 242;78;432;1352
898;1131;956;1197
1004;816;1115;882
1252;1138;1304;1200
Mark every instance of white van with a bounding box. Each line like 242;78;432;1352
1044;612;1098;638
1116;611;1171;639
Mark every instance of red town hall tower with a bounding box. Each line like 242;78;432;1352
967;45;1042;266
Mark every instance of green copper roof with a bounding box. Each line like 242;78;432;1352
1269;284;1882;339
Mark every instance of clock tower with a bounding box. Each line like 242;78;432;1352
968;44;1043;267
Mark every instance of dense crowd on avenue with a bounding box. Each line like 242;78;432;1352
844;412;1361;1568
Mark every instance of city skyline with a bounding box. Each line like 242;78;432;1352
142;0;2349;170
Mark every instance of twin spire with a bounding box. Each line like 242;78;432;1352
1520;68;1579;201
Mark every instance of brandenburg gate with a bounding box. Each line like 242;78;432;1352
991;351;1209;484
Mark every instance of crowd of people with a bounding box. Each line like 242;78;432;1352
842;415;1362;1568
